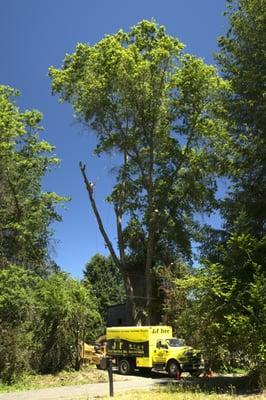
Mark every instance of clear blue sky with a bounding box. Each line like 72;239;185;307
0;0;228;278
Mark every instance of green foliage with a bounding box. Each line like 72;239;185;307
0;86;102;381
204;0;266;370
0;265;39;383
172;233;266;370
0;266;101;381
34;272;101;373
0;85;65;274
165;1;266;374
0;265;38;326
216;0;266;238
154;261;192;329
83;254;125;324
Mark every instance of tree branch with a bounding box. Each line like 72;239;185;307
79;162;121;270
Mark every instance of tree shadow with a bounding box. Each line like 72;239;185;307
158;375;262;395
113;368;262;395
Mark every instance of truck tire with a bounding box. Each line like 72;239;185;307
119;359;132;375
167;360;180;378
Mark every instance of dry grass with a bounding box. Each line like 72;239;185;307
0;365;127;392
98;388;266;400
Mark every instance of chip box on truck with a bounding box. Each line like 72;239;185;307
106;325;204;377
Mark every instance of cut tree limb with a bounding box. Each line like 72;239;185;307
79;162;121;270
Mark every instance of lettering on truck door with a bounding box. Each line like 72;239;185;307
152;340;169;364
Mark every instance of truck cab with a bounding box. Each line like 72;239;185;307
153;337;204;377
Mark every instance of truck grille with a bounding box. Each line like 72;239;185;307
185;351;202;365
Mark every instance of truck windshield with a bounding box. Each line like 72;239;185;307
166;338;185;347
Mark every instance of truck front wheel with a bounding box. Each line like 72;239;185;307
119;359;132;375
167;360;181;378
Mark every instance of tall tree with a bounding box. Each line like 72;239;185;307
216;0;266;237
215;0;266;369
179;0;266;372
50;20;229;323
0;85;65;274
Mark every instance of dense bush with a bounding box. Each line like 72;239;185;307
0;266;38;382
34;272;101;373
0;266;101;382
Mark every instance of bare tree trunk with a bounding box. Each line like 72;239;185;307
145;241;154;323
144;128;155;325
124;272;135;325
145;205;155;325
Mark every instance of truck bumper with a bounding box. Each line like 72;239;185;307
180;362;205;372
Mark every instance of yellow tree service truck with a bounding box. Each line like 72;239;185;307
106;326;204;378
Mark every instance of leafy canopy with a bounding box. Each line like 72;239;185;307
49;20;230;266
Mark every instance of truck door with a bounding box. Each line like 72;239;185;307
152;340;169;365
